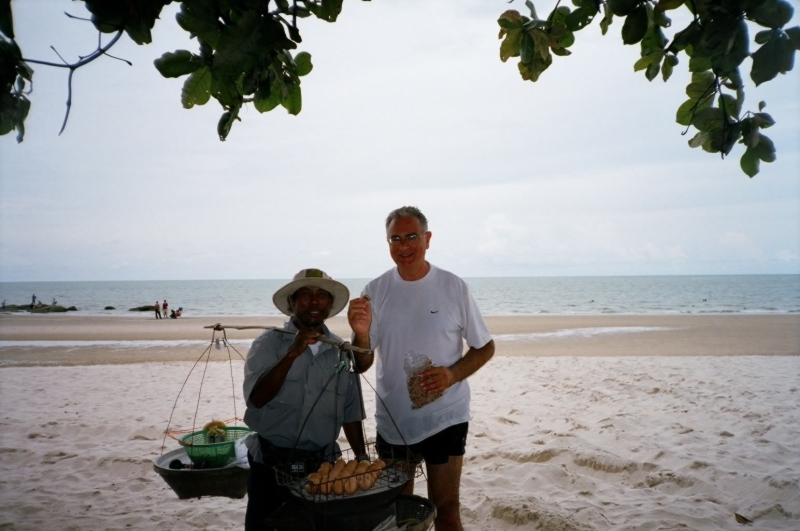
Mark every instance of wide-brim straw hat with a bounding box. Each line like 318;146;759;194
272;268;350;318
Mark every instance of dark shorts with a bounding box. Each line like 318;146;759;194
376;422;468;466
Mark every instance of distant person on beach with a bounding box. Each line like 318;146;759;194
52;297;57;306
162;300;168;316
175;308;182;317
349;206;494;531
154;301;162;319
31;294;36;308
242;269;367;530
169;309;177;319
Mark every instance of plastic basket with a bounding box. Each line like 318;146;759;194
395;494;436;531
154;447;249;499
180;426;250;468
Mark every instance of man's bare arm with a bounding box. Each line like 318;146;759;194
342;421;367;460
348;296;374;373
249;330;317;408
420;339;495;394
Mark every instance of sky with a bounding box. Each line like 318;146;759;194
1;0;798;281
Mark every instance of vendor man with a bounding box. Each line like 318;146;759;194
243;269;367;530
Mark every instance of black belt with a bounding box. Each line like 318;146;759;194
258;435;328;475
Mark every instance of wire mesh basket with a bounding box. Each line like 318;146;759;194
274;442;422;515
179;426;250;469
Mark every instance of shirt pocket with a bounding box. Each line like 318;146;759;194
271;369;304;407
318;375;349;420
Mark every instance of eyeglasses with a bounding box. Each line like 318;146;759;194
388;233;425;246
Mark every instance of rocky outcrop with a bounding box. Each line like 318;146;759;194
67;306;78;311
129;305;157;312
1;304;29;312
104;306;116;310
30;305;69;313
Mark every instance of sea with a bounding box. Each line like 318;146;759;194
1;275;798;317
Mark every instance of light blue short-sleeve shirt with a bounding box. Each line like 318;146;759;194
243;322;364;462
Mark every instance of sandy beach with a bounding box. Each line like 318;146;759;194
1;314;798;530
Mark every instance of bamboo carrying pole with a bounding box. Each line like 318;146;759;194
203;324;374;355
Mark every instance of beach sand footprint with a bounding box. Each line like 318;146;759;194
42;451;77;464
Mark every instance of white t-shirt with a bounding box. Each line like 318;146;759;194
364;263;492;445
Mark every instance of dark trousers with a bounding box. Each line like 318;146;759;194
245;439;322;531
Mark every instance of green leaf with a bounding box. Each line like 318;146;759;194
0;0;14;39
669;21;700;52
176;1;220;43
565;5;598;31
645;61;661;80
500;29;522;62
662;54;677;81
181;67;212;108
741;118;760;147
600;4;613;35
692;107;724;131
308;0;344;22
786;27;800;50
608;0;643;17
214;11;263;76
718;94;737;119
752;112;775;128
691;71;716;86
675;96;711;125
154;50;202;78
689;54;712;72
530;29;551;61
294;52;313;76
740;147;760;177
254;79;282;113
751;32;795;85
755;29;772;44
518;49;553;81
712;19;749;75
656;0;684;10
747;0;794;29
685;80;715;99
754;134;776;162
641;24;668;56
634;50;664;71
653;9;671;28
622;5;648;45
217;108;239;141
498;10;525;30
520;32;535;63
281;83;302;115
759;100;766;110
688;130;710;148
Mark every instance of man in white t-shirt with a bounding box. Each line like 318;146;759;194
348;206;494;531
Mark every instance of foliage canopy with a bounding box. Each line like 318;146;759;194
1;0;798;177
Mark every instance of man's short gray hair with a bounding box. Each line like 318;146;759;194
385;206;429;233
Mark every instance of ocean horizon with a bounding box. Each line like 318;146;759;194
1;274;798;317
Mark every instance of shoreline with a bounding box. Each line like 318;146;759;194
1;314;798;366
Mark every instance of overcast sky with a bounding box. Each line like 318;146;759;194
1;0;798;281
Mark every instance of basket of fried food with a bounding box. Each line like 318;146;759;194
275;446;418;515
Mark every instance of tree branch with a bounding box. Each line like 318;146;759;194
20;30;126;135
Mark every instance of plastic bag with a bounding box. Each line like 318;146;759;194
404;351;444;410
